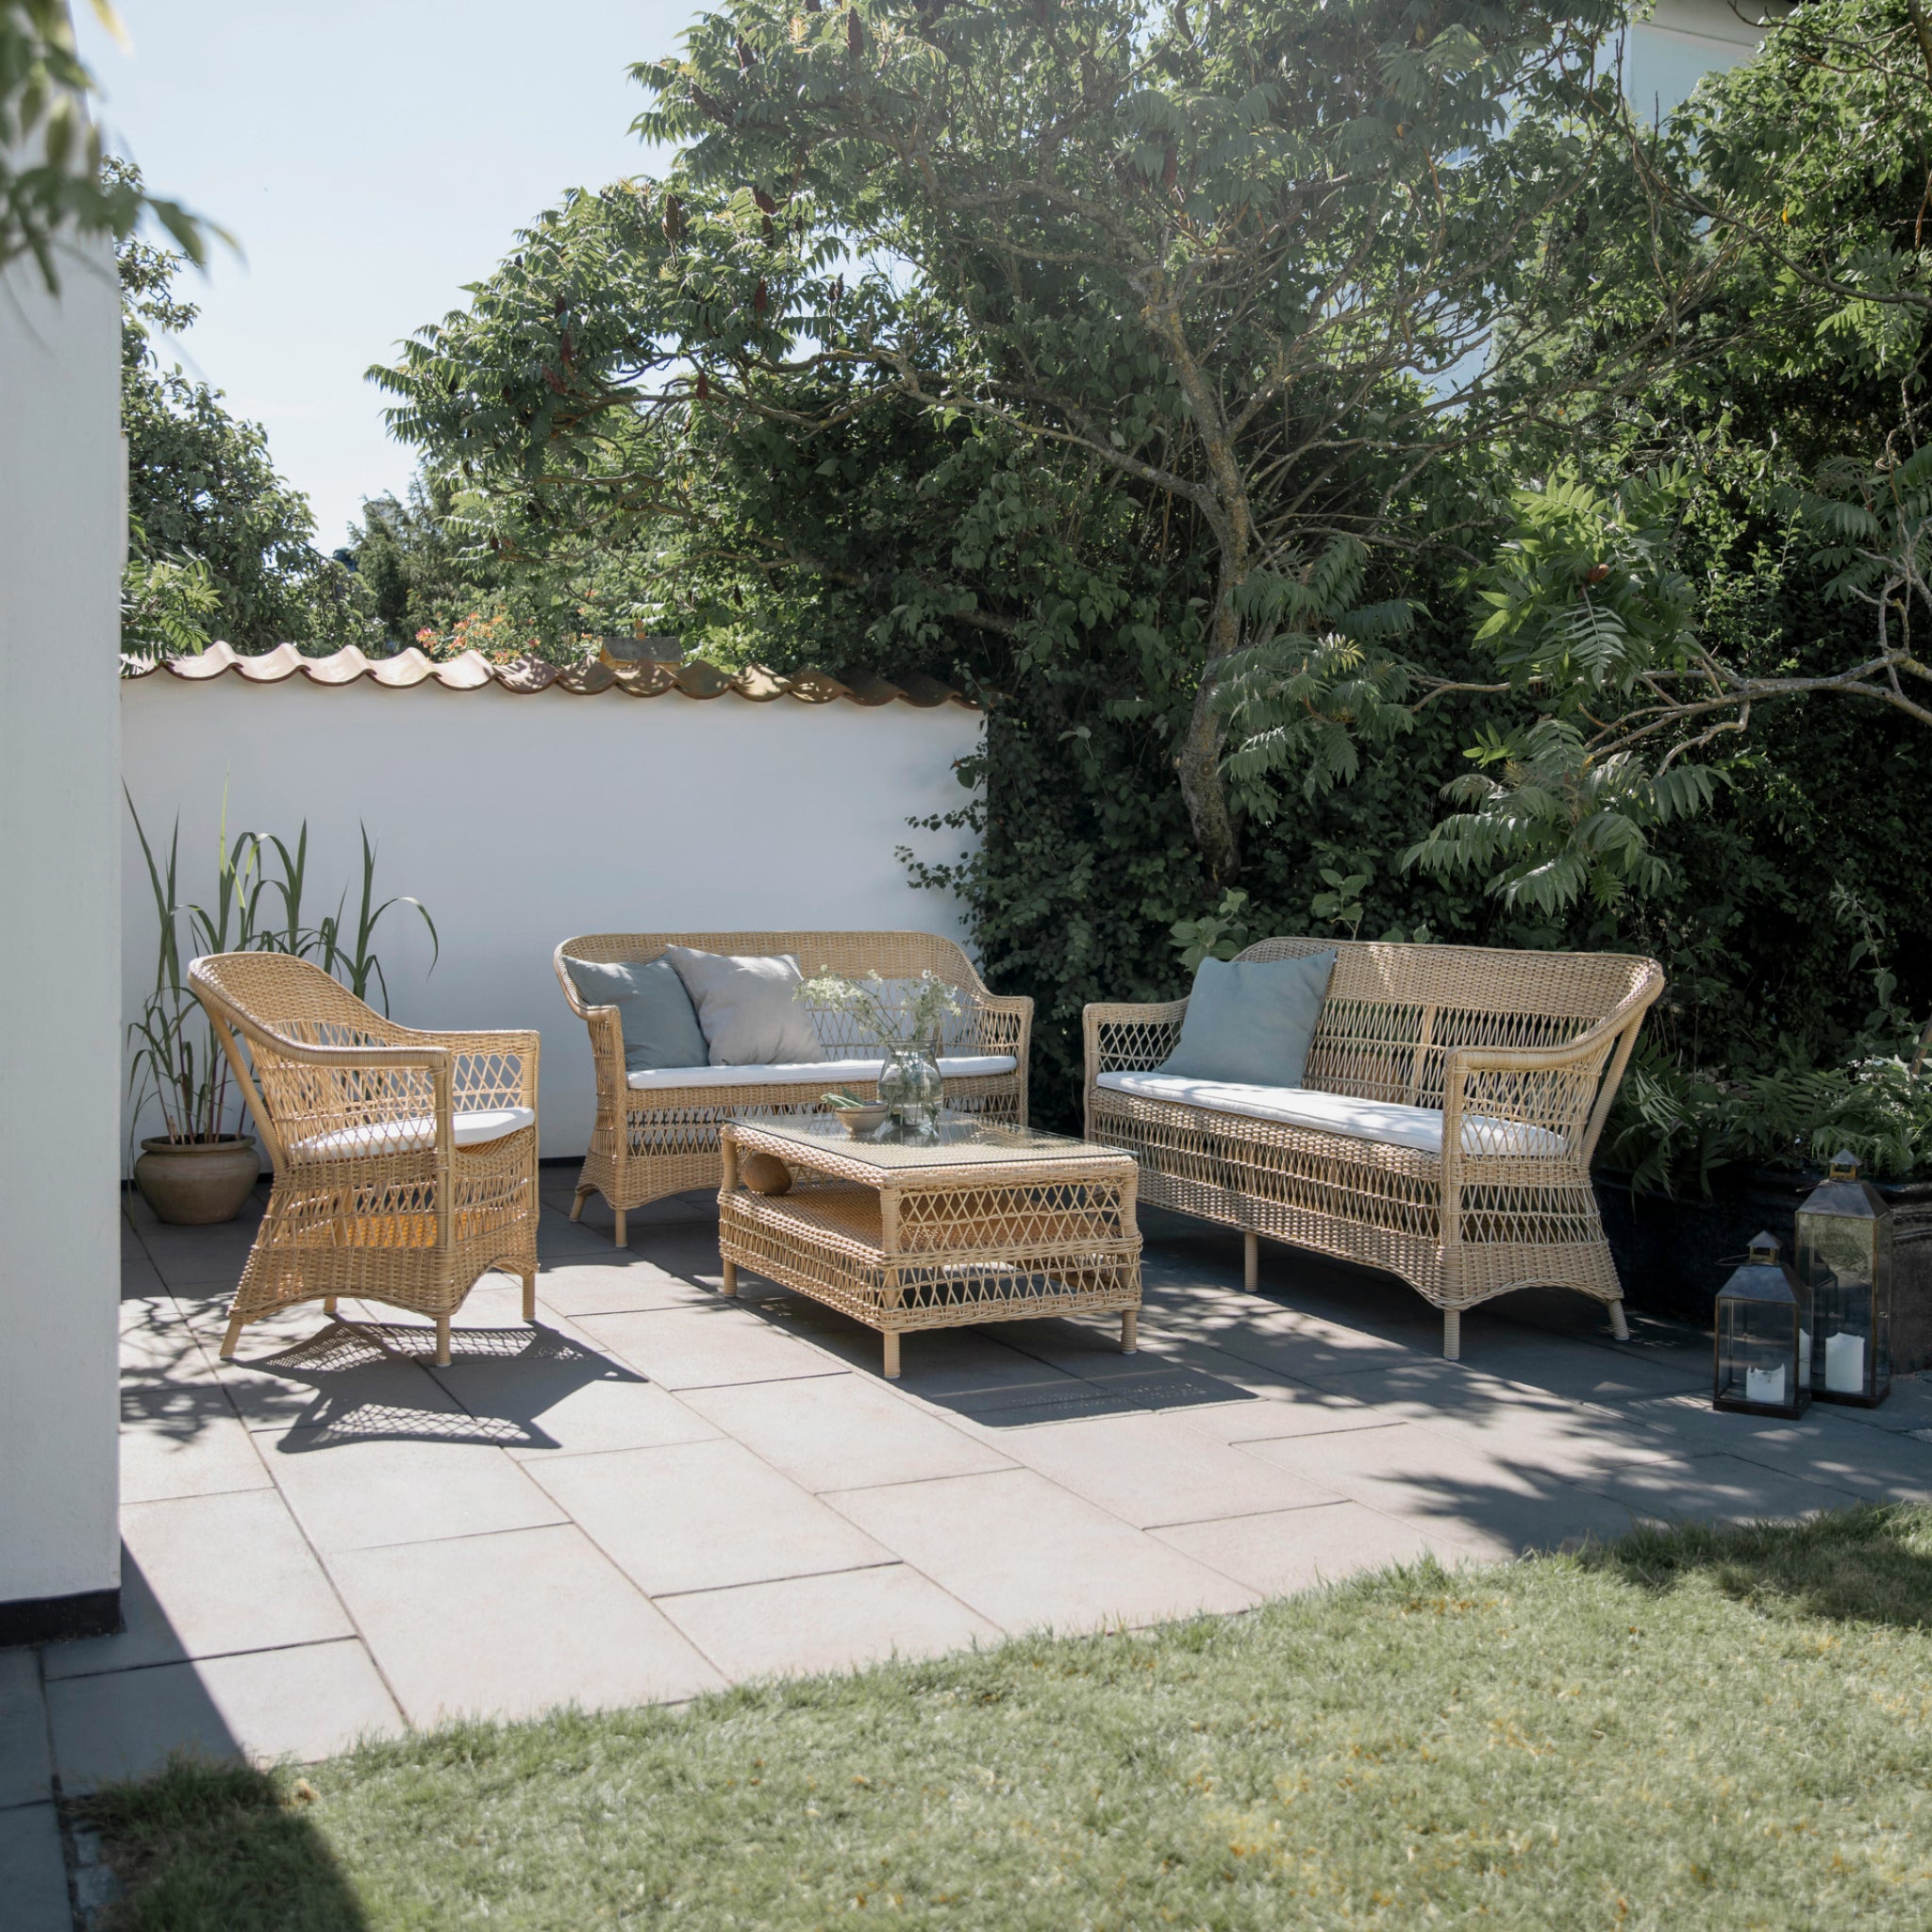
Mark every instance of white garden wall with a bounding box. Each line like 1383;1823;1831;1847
1;235;125;1631
120;668;983;1160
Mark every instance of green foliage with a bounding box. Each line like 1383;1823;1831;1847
1603;1042;1932;1192
1171;890;1253;972
1;2;212;290
116;178;376;656
125;791;436;1144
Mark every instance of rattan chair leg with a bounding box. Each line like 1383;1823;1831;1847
435;1314;451;1366
219;1310;244;1359
720;1257;738;1297
1608;1300;1630;1342
1243;1231;1258;1294
521;1271;537;1323
1442;1308;1461;1361
883;1331;901;1380
323;1297;337;1316
613;1209;625;1248
1121;1309;1138;1353
570;1186;591;1223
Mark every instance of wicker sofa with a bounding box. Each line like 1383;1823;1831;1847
1084;939;1663;1357
557;930;1032;1241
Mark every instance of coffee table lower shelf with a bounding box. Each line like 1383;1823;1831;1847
717;1122;1142;1379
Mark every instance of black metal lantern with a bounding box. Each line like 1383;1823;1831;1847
1796;1149;1892;1407
1713;1231;1812;1419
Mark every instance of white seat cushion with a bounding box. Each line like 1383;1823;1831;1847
626;1055;1018;1091
290;1106;536;1161
1093;1072;1567;1158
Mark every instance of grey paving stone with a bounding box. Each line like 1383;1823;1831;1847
680;1373;1013;1494
47;1639;401;1789
1578;1451;1865;1526
1154;1498;1494;1596
574;1302;848;1391
120;1386;272;1505
825;1468;1259;1634
948;1406;1343;1529
659;1564;1000;1683
263;1429;567;1554
0;1648;51;1810
326;1524;724;1725
0;1802;72;1931
528;1438;893;1595
44;1493;352;1681
533;1257;718;1318
1240;1421;1646;1559
428;1331;724;1461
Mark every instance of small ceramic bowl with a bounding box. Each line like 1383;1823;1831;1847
833;1105;891;1137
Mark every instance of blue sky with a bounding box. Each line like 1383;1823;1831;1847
82;1;691;545
81;3;1751;555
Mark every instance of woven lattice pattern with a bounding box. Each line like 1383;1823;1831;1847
1084;940;1660;1332
189;954;540;1362
556;933;1031;1232
718;1120;1140;1376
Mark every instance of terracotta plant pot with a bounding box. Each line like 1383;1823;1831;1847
133;1135;261;1225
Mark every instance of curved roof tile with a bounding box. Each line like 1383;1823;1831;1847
120;640;977;710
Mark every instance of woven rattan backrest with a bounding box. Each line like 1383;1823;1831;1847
558;932;990;1058
190;952;420;1146
1237;938;1658;1107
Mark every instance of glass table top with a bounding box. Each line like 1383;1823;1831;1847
734;1111;1119;1171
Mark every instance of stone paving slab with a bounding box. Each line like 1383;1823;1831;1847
826;1468;1263;1631
41;1191;1932;1798
325;1524;724;1725
657;1565;1000;1682
0;1800;72;1932
526;1438;897;1595
0;1648;52;1811
46;1639;402;1790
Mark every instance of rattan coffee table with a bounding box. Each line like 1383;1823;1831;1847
718;1113;1142;1379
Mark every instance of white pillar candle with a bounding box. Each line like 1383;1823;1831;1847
1824;1333;1866;1396
1745;1364;1786;1406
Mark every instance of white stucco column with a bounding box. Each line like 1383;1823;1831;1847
0;229;125;1639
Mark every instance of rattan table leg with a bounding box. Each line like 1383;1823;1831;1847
883;1331;901;1379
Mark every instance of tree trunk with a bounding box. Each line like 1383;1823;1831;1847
1175;575;1245;886
1175;678;1241;884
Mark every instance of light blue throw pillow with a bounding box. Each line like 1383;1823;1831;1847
564;956;709;1073
1159;950;1338;1088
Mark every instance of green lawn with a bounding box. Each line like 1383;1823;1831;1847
88;1507;1932;1931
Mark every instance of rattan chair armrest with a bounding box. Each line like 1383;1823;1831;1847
1083;998;1189;1081
1440;979;1658;1085
226;1026;455;1074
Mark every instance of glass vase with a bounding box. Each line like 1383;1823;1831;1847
878;1041;944;1138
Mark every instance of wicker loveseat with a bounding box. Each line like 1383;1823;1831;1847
557;931;1031;1242
1084;939;1663;1357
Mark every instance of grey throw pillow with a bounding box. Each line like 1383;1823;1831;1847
563;956;709;1073
1159;950;1338;1088
662;946;826;1066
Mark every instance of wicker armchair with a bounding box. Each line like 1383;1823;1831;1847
189;954;541;1363
1085;939;1663;1357
556;931;1031;1243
